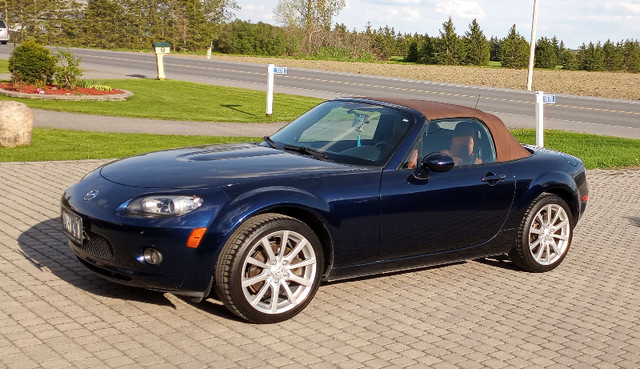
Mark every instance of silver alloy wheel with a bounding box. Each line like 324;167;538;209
528;203;571;265
241;230;318;315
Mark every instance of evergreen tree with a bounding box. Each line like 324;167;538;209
621;39;640;73
560;48;578;70
418;34;436;64
6;0;82;44
602;39;624;71
83;0;127;49
500;24;529;69
463;19;489;66
171;0;215;51
535;37;557;69
489;36;501;61
370;26;398;60
434;17;464;65
578;42;605;71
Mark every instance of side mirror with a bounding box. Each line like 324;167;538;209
413;152;455;180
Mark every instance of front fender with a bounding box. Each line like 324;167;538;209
202;185;331;262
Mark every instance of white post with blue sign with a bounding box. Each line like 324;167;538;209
267;64;275;116
535;91;556;147
266;64;288;116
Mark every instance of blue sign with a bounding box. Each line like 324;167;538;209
543;94;556;104
273;67;287;75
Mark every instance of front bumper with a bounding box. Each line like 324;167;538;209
63;211;215;297
60;173;219;297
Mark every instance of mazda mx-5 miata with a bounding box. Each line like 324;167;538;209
61;98;588;323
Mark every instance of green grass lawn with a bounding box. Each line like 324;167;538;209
0;59;8;73
1;128;638;169
512;129;640;169
0;78;322;123
0;129;259;161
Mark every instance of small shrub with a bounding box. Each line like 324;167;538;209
55;49;82;90
8;40;57;86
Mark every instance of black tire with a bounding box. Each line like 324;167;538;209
509;193;574;272
215;213;324;323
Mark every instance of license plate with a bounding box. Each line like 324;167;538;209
62;208;83;244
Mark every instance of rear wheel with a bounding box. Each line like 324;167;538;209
509;193;573;272
215;213;323;323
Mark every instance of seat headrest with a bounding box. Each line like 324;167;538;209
453;122;477;137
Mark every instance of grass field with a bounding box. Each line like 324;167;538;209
0;79;322;123
0;129;258;162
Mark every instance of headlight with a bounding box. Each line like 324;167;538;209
124;195;203;217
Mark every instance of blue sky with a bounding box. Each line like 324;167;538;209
233;0;639;49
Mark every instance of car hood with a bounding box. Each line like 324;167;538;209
99;143;357;189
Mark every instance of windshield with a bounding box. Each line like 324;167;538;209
269;100;415;167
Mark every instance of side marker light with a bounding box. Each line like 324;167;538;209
187;228;207;248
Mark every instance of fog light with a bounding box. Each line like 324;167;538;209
142;248;163;265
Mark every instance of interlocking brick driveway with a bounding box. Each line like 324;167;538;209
1;160;639;368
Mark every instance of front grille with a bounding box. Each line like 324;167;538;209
81;232;115;260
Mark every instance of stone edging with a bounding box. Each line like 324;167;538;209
0;87;133;101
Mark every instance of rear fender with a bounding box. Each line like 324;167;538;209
519;170;581;223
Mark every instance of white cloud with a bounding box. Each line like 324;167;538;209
431;0;486;19
605;1;640;14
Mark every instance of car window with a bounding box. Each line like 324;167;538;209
402;118;497;169
270;100;415;167
298;107;382;143
0;21;6;28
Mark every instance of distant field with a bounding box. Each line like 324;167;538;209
209;55;640;101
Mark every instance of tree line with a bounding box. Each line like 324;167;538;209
2;0;639;73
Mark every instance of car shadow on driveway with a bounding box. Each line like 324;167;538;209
18;217;252;321
474;254;520;271
17;218;177;308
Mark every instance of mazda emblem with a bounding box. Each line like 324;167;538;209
83;189;99;201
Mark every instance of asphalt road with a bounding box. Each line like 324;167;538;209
1;46;639;139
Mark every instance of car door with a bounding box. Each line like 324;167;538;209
378;119;516;260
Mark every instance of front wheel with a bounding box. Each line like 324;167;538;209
509;193;574;272
215;214;324;323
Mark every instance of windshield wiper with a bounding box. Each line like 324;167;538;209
283;144;328;161
263;136;281;150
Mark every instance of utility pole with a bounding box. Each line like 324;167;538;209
526;0;539;91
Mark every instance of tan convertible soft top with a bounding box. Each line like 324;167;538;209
366;98;532;162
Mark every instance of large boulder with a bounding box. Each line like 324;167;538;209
0;101;34;148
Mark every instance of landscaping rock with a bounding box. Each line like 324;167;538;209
0;101;34;148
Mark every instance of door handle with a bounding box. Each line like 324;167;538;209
482;173;506;186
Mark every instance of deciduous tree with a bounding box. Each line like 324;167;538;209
273;0;346;50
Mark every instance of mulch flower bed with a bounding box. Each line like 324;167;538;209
0;82;125;96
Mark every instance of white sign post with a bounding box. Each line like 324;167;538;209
266;64;287;117
535;91;556;147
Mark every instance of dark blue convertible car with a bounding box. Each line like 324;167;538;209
61;98;588;323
